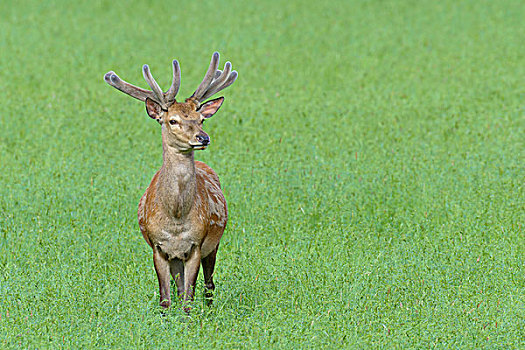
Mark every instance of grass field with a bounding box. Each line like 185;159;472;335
0;0;523;348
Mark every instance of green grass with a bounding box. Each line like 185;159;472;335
0;0;523;348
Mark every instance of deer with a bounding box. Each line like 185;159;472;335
103;52;237;310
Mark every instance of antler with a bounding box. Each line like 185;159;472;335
104;60;181;109
104;53;237;109
191;52;238;105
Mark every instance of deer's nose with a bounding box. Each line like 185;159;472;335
196;134;210;145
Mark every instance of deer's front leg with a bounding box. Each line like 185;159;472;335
182;245;201;311
153;249;171;308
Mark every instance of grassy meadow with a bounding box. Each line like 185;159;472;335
0;0;523;347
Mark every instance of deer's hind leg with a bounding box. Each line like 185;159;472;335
201;244;219;306
169;258;185;300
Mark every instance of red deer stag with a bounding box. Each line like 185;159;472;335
103;52;237;310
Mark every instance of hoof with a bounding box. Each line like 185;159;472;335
205;292;214;306
160;299;171;309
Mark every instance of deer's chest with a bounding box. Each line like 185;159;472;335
147;217;204;261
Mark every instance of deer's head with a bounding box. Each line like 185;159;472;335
104;52;237;152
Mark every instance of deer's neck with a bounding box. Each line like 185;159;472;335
157;146;196;219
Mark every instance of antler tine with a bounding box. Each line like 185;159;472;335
200;69;238;102
192;52;220;101
200;62;232;101
142;65;167;108
165;59;181;104
104;71;158;102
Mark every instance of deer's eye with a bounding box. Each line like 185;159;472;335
169;119;178;126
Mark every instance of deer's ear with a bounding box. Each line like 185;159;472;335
198;97;224;119
145;98;163;123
